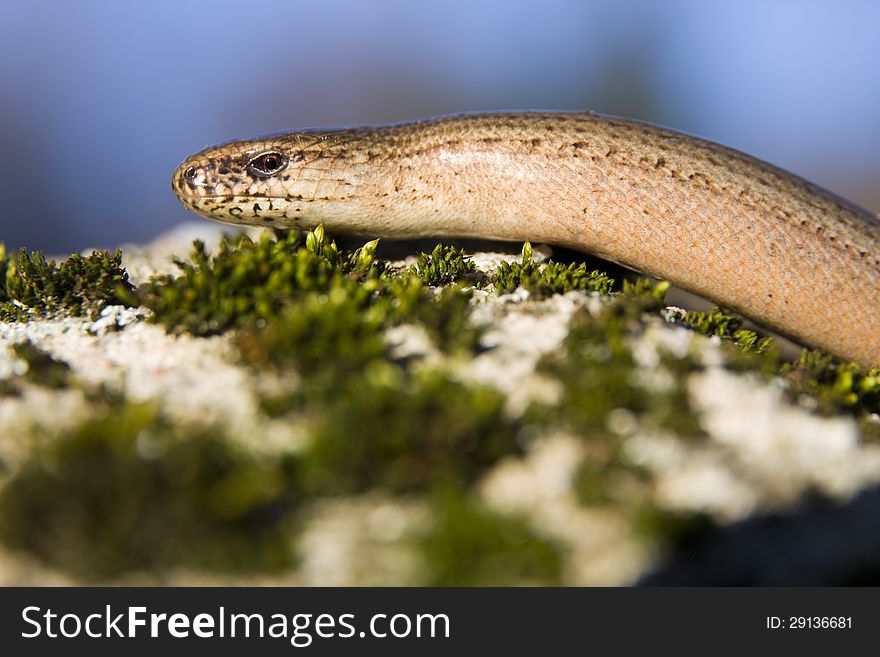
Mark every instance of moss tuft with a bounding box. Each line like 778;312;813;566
408;244;477;286
0;244;133;321
138;229;387;336
237;285;389;407
0;403;295;579
681;308;774;354
300;368;522;495
535;292;703;440
680;307;741;337
142;228;485;357
782;350;880;418
239;287;387;374
619;278;670;315
418;486;562;585
676;307;779;374
413;286;484;354
12;341;73;389
573;438;646;505
492;242;614;297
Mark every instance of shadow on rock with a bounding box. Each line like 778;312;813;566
639;485;880;585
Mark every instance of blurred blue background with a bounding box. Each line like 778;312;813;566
1;0;878;253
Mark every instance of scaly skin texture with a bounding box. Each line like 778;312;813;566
172;112;880;367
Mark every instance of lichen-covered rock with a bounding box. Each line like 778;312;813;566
1;224;878;585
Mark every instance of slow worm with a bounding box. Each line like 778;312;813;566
172;112;880;367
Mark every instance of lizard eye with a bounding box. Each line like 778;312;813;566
247;151;288;177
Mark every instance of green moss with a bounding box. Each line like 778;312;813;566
139;228;386;336
681;308;774;353
540;260;614;295
573;439;647;505
238;287;388;377
654;306;780;378
238;284;391;414
413;286;484;354
537;308;642;433
678;307;779;372
680;307;742;337
239;292;481;421
144;228;484;357
492;242;614;297
300;368;523;495
782;350;880;418
576;445;715;560
408;244;477;286
535;288;703;441
620;277;670;313
418;486;562;585
0;402;295;579
661;305;879;438
12;341;73;389
573;438;713;553
0;341;73;396
519;285;705;514
657;303;880;437
0;244;133;321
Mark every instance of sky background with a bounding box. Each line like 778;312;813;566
1;0;878;252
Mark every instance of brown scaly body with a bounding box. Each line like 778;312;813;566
172;112;880;367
